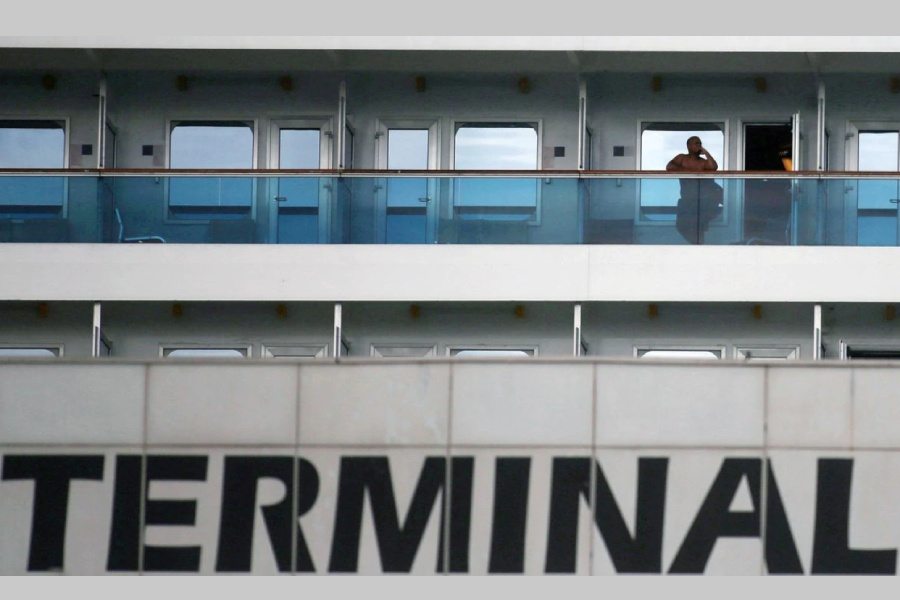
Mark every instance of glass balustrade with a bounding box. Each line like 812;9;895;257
0;172;890;247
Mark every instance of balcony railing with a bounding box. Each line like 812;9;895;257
0;170;896;246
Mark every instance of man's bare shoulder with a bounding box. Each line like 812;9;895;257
667;153;687;168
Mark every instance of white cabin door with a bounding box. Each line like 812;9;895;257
853;128;900;246
375;120;439;243
269;119;332;243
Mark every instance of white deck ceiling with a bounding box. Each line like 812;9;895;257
1;36;899;74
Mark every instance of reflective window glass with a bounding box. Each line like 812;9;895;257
170;122;253;169
279;129;320;169
163;348;248;358
638;349;722;360
639;124;724;222
168;121;254;220
0;120;65;168
0;347;60;357
455;124;537;169
388;130;429;169
858;131;900;246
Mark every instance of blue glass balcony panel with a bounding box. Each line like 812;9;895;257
0;172;893;247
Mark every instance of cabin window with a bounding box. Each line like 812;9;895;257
734;346;799;360
453;122;539;170
635;347;723;360
452;121;541;227
0;119;67;218
261;344;328;359
638;122;725;222
448;347;537;358
840;341;900;360
167;120;255;221
0;346;62;357
371;344;437;358
161;346;251;358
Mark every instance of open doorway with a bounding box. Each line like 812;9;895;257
743;123;793;243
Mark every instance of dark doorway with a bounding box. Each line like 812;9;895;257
743;123;793;243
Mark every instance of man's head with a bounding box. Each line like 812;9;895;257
687;136;702;152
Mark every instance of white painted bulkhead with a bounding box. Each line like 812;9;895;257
1;244;898;360
3;39;900;360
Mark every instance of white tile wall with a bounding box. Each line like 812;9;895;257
767;367;852;449
852;367;900;449
595;364;765;448
0;364;145;445
146;364;297;446
298;363;450;446
451;363;594;447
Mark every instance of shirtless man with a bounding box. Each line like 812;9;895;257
666;136;718;172
666;136;720;243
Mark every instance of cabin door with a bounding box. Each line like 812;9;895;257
374;120;439;244
269;119;332;244
847;124;900;246
742;119;795;243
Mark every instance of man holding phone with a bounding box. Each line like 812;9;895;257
666;136;721;243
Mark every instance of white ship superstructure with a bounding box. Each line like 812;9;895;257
2;37;900;575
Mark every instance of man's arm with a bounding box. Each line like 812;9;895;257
699;147;718;171
666;155;683;171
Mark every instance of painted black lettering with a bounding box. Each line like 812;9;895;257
1;454;103;572
545;457;668;573
488;457;530;573
763;461;804;574
107;455;142;571
670;458;760;573
328;456;473;573
812;458;897;574
215;456;319;573
669;458;803;574
445;457;474;573
107;455;207;572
